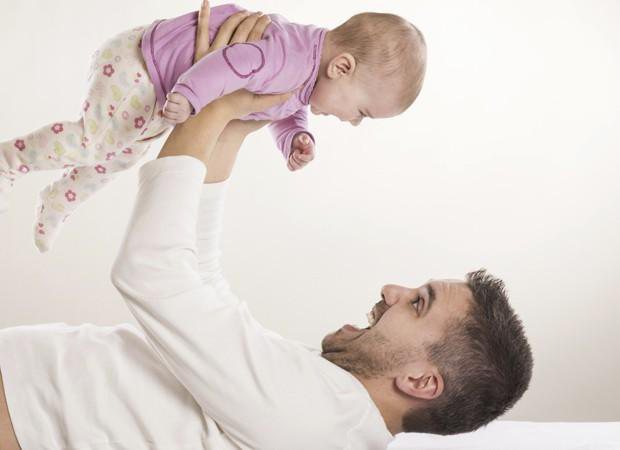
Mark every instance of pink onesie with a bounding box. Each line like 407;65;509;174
142;4;327;158
0;4;326;253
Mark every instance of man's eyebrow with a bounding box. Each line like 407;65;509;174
425;283;436;313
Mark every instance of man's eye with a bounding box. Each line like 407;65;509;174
411;297;423;313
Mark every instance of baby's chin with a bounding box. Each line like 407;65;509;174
310;105;329;116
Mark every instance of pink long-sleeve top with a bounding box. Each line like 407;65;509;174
141;4;327;159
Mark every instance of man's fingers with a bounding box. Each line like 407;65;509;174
247;14;272;42
194;0;212;61
210;10;252;51
230;12;263;44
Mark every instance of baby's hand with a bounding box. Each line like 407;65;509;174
287;132;315;171
163;92;192;124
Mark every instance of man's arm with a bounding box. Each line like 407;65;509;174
195;119;267;292
111;90;323;448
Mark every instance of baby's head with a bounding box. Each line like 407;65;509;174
310;12;427;125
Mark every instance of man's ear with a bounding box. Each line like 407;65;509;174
326;53;356;79
394;365;444;400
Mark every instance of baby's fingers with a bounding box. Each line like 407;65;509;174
164;101;181;114
163;109;186;125
287;155;302;171
166;92;186;106
290;151;311;170
295;151;314;163
286;159;297;171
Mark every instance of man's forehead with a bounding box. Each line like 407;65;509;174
424;279;472;303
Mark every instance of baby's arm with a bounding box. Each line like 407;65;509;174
269;108;316;171
164;36;282;123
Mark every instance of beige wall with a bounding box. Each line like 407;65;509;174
1;0;619;422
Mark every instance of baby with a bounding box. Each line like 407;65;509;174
0;2;426;252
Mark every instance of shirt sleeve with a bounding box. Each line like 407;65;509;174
172;37;284;114
268;107;315;159
109;156;336;448
195;180;235;300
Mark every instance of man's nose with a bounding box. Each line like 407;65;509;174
381;284;406;306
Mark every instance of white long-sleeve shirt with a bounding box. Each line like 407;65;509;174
0;156;392;449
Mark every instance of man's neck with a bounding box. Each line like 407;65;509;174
355;375;406;435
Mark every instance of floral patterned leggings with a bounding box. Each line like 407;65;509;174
0;25;170;252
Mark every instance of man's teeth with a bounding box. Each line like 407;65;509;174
366;311;376;327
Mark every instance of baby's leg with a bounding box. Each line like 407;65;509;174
0;25;165;210
33;141;153;252
0;118;91;200
0;27;154;188
4;25;169;251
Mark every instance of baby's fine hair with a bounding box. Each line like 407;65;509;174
330;12;427;112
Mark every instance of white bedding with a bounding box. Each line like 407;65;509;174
388;420;620;449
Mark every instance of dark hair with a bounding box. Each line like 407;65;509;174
402;269;533;434
329;12;427;111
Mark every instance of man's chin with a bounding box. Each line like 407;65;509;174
321;324;368;353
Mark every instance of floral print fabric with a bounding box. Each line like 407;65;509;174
0;26;170;252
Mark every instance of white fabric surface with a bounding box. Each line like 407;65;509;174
388;420;620;450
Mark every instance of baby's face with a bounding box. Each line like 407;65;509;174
309;74;402;126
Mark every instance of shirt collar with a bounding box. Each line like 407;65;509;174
299;28;328;105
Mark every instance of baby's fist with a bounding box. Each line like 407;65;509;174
287;132;315;172
163;92;192;124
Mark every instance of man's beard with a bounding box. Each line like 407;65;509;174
321;328;417;379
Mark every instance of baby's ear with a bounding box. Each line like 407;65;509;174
327;52;357;79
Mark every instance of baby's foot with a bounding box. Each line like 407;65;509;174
33;184;71;253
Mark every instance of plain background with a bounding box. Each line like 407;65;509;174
1;0;618;422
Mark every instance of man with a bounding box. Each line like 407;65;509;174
0;4;532;449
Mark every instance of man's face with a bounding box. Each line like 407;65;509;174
321;280;473;378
